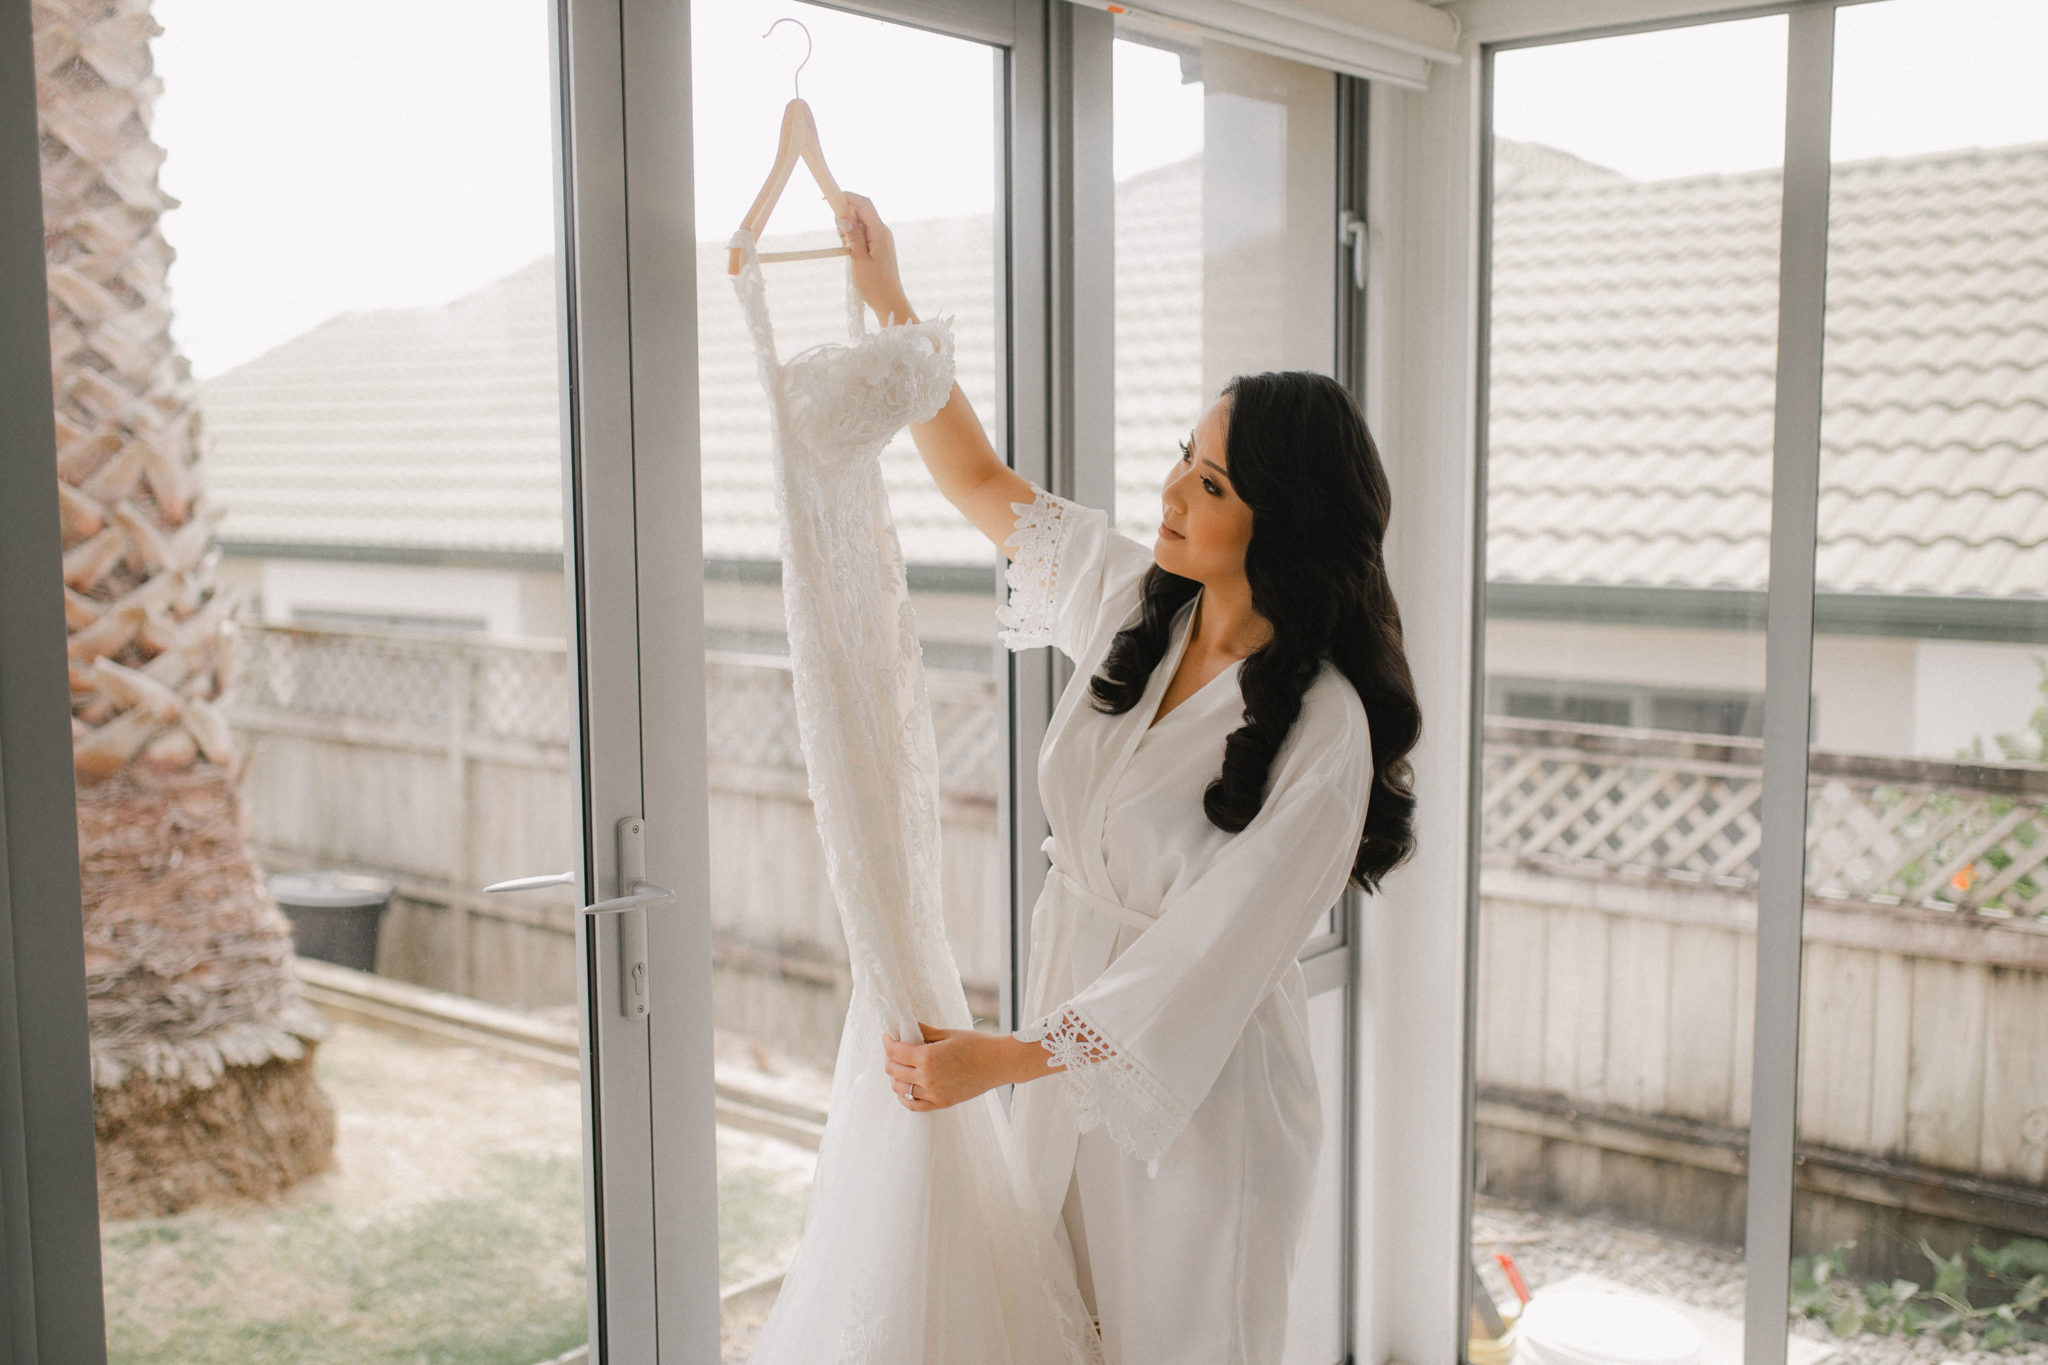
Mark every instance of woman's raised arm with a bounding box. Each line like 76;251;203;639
839;192;1036;560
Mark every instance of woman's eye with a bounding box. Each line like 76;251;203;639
1177;442;1192;463
1202;479;1220;496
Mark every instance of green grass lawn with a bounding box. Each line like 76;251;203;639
104;1151;588;1365
98;1017;814;1365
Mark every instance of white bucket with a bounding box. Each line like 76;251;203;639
1514;1288;1705;1365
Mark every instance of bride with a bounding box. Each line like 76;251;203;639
838;194;1423;1364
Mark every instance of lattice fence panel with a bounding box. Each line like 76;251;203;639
703;655;999;799
471;647;573;746
235;630;2048;918
1484;720;2048;918
931;680;1000;800
1481;738;1765;889
1805;773;2048;916
234;626;455;730
705;657;807;771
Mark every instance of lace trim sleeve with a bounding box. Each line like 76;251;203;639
1017;1003;1193;1177
993;486;1070;651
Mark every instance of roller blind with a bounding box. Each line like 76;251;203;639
1071;0;1460;86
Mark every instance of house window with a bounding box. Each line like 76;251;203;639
290;607;490;635
1489;677;1766;738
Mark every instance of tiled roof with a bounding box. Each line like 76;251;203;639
697;212;1004;566
1110;156;1204;542
1487;137;2048;599
203;141;2048;601
203;255;564;557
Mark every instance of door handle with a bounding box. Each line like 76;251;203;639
485;816;673;1018
1340;208;1368;292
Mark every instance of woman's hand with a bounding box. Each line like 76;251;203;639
835;193;1036;559
837;192;915;327
884;1022;1059;1112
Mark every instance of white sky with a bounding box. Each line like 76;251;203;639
153;0;2048;377
1493;0;2048;179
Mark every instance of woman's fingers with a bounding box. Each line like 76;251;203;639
841;193;895;255
844;190;883;229
882;1036;929;1088
882;1029;959;1110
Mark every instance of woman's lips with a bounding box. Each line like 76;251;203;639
1159;522;1185;540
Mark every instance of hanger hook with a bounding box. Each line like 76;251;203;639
762;17;813;102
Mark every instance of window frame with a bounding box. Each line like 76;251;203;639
0;6;107;1347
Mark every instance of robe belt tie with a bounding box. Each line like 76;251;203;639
1041;835;1158;932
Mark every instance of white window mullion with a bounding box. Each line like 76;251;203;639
1742;6;1835;1362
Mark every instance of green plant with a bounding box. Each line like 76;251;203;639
1944;656;2048;916
1790;1236;2048;1349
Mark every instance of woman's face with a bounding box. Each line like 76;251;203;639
1154;394;1254;586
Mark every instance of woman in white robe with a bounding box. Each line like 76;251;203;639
839;194;1420;1365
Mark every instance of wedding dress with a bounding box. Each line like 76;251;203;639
729;228;1103;1365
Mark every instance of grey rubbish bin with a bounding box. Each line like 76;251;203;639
270;871;394;973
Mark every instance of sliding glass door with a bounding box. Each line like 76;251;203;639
684;0;1014;1350
25;0;720;1356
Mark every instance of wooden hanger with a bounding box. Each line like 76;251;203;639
728;20;853;276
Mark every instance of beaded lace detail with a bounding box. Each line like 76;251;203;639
1018;1003;1193;1178
995;486;1072;651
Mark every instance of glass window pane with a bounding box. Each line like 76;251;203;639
1110;31;1336;543
1109;33;1343;1362
42;2;593;1359
1789;2;2048;1357
689;5;1004;1354
1471;17;1788;1356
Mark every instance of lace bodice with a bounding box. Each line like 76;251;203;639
729;228;956;462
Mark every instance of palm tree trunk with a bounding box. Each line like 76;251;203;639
34;0;335;1217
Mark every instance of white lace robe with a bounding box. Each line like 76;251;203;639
999;488;1374;1365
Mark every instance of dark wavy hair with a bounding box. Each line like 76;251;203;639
1087;371;1420;892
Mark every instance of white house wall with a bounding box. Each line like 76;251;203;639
702;579;1006;672
1915;637;2048;761
252;558;564;639
1484;616;1767;696
1812;633;1915;753
1482;616;2048;759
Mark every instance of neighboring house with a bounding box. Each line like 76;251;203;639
1486;138;2048;759
205;212;1011;670
203;140;2048;759
204;253;566;638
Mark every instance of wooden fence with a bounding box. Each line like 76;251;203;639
229;625;1005;1047
1475;719;2048;1266
228;625;2048;1265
